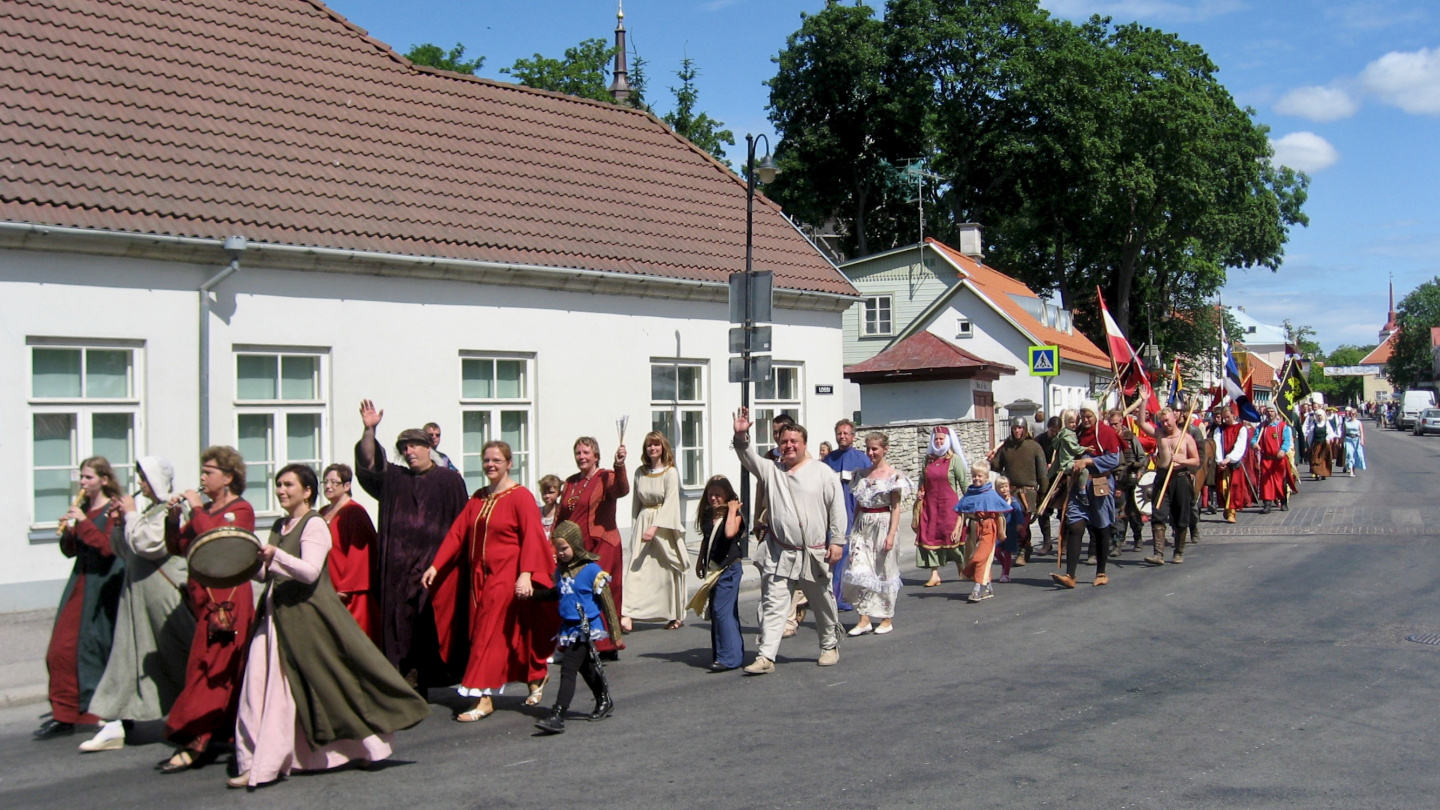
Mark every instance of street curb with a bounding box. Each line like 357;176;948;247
1;686;48;710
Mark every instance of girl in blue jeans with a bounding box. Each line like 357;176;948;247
695;476;747;671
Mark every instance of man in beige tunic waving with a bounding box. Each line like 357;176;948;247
734;407;848;674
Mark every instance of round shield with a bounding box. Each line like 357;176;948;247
187;526;262;588
1134;470;1157;516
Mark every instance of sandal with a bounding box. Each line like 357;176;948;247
455;698;494;722
524;675;549;706
664;620;684;630
157;749;195;774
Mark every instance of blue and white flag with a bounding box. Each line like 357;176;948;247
1221;322;1262;423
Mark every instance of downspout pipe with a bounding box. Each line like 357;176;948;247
199;236;246;451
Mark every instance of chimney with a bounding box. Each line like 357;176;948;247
608;2;630;104
956;222;983;260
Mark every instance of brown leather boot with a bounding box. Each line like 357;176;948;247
1143;525;1167;566
1172;528;1188;564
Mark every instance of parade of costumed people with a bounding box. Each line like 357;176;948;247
20;333;1362;790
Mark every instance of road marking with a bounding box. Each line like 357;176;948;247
505;759;536;768
1165;593;1176;597
827;681;847;687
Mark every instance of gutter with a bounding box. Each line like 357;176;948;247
199;236;246;450
0;222;861;312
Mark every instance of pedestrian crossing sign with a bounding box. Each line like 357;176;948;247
1029;345;1059;377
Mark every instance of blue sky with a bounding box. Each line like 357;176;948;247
327;0;1439;352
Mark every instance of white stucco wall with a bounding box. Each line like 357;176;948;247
856;379;977;426
0;247;848;610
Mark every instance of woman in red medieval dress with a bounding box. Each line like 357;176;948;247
556;437;628;658
423;440;557;721
157;446;255;775
320;463;377;639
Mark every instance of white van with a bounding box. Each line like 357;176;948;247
1399;390;1436;430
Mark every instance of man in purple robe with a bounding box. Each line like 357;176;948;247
355;399;469;688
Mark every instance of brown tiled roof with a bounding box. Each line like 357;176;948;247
0;0;855;296
1361;334;1396;365
926;239;1111;369
845;330;1016;382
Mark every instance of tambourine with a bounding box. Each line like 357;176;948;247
187;526;262;588
1134;470;1157;517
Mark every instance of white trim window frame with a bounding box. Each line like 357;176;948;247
650;360;707;489
955;317;973;338
754;362;804;456
460;354;535;492
862;295;894;337
234;349;329;515
27;341;144;535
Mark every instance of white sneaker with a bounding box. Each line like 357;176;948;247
78;720;124;752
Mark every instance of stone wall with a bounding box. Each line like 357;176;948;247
854;419;993;508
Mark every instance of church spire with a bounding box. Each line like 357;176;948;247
1380;274;1399;343
608;2;630;104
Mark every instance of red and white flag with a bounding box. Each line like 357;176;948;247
1097;288;1159;415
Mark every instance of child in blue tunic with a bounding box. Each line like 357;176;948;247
994;476;1026;583
530;521;618;735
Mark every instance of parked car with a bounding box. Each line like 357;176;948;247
1414;409;1440;436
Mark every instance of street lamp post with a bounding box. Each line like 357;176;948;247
738;133;777;520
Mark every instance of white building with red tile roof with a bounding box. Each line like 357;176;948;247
0;0;857;608
839;235;1111;431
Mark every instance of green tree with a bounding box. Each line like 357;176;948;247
405;42;484;74
766;0;924;257
502;38;615;102
1385;277;1440;389
662;58;734;163
767;0;1308;361
1319;345;1375;404
626;54;651;112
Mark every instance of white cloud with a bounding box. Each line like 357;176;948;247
1269;132;1339;173
1360;47;1440;115
1275;85;1359;122
1040;0;1243;23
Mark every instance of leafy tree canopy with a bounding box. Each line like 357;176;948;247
405;42;484;75
1386;277;1440;390
767;0;1309;368
502;38;616;103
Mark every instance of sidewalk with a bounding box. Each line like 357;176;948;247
0;609;53;709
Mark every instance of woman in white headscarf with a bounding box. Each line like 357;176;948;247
79;456;197;753
914;426;970;587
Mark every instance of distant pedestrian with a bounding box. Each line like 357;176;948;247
424;422;459;472
994;476;1026;583
953;459;1007;603
625;432;687;631
1343;408;1366;477
319;464;377;638
557;436;629;658
1305;407;1334;480
538;475;563;539
989;417;1046;564
1051;405;1122;588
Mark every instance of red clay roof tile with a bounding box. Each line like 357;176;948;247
0;0;855;296
845;330;1017;381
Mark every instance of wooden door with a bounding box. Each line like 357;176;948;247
973;390;995;445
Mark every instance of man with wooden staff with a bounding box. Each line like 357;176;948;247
989;417;1047;565
1136;406;1200;565
1049;403;1122;589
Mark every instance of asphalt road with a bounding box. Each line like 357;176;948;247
4;424;1439;809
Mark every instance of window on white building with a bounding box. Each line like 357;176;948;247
29;343;142;529
235;351;327;513
754;363;803;455
956;318;973;338
460;355;534;492
650;361;707;488
862;295;893;337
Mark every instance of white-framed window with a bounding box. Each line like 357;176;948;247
460;354;534;492
651;360;707;488
956;318;973;338
862;295;893;337
754;363;803;456
28;342;143;531
234;349;328;513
